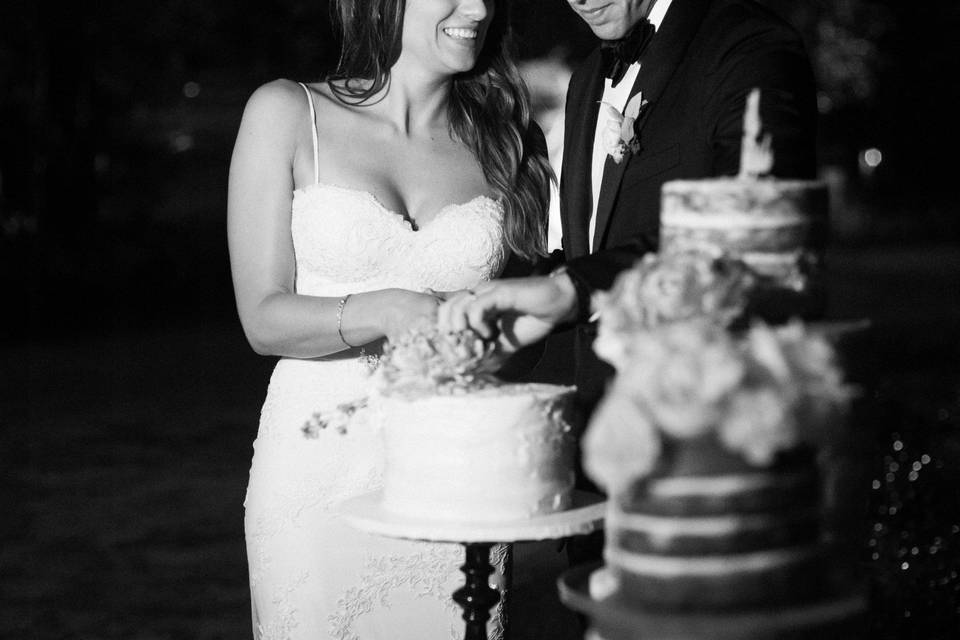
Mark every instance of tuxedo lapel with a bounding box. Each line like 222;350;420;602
560;51;606;259
591;0;712;252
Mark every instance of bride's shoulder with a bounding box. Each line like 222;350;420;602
237;79;317;140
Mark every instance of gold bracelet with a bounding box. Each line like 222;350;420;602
336;294;356;348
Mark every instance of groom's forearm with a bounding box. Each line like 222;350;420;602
559;241;656;324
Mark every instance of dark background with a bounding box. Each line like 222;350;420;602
2;1;959;638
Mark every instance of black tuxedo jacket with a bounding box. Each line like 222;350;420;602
556;0;818;409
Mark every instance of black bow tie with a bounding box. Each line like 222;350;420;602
600;19;656;88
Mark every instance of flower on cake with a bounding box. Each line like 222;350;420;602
592;251;755;370
584;378;663;491
303;325;503;437
584;319;852;491
374;324;504;397
599;92;649;164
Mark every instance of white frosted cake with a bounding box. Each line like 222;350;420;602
660;177;828;287
369;327;576;523
376;383;576;522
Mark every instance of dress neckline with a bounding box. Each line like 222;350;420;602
293;182;499;232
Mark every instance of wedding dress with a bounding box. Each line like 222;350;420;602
243;83;510;640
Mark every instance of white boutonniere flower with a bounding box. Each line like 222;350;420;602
599;91;650;164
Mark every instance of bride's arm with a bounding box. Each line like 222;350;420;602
227;80;437;358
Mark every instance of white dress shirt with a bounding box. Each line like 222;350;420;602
587;0;674;249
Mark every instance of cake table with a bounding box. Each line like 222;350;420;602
341;489;606;640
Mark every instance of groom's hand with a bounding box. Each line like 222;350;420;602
437;275;579;353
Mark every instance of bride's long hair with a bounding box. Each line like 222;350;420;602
326;0;551;261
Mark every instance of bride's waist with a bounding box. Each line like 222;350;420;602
267;347;380;396
315;339;384;362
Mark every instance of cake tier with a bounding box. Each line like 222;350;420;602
377;383;576;522
605;542;831;610
564;563;866;640
603;436;829;609
660;178;828;283
619;469;820;517
618;437;820;517
608;506;820;555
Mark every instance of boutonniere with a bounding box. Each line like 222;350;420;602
600;92;651;164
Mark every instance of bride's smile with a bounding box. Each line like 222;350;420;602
400;0;494;73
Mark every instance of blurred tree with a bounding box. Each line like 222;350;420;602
760;0;896;111
761;0;960;215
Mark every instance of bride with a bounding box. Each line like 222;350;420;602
227;0;552;637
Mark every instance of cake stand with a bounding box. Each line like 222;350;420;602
559;563;869;640
341;489;605;640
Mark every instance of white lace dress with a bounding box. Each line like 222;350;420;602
243;84;511;640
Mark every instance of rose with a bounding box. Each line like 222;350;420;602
592;265;648;369
747;321;852;439
589;316;853;481
592;253;754;370
622;321;746;438
639;252;754;326
583;381;662;492
637;253;702;322
599;92;649;164
599;103;628;164
718;387;797;465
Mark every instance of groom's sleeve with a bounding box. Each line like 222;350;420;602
706;17;818;179
560;242;655;325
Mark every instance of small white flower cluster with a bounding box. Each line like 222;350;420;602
374;325;504;397
303;397;369;438
600;92;648;164
585;318;852;492
592;251;755;370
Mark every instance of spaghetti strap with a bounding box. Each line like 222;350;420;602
297;82;320;185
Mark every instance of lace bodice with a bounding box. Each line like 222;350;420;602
291;183;507;296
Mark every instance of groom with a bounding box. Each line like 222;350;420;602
442;0;817;411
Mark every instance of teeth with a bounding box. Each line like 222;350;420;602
444;28;477;39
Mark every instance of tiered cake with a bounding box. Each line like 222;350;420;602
601;440;828;610
577;319;861;637
660;178;828;289
570;91;863;637
659;89;829;321
371;327;577;523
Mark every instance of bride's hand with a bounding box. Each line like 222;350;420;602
437;276;576;353
380;289;442;340
422;288;465;302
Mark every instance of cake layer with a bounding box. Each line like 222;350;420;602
660;178;828;293
608;507;820;555
661;220;811;254
606;543;830;610
377;383;576;522
619;470;820;517
661;178;828;226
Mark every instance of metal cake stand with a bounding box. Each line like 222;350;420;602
341;489;605;640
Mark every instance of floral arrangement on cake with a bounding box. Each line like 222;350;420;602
584;318;852;491
373;324;504;397
303;326;503;437
592;251;756;370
